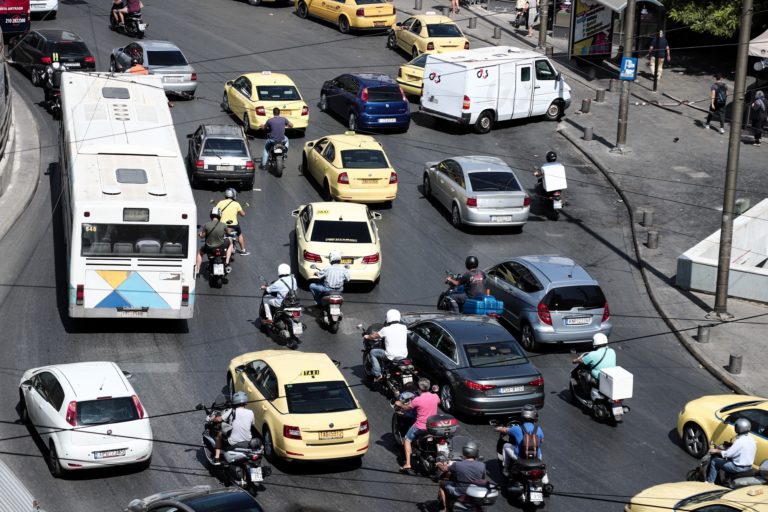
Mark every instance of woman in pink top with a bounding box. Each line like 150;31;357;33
395;378;440;473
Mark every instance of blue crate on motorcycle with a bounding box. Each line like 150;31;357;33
463;295;504;316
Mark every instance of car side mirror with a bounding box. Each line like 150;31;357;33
291;209;300;217
235;365;247;374
395;22;402;27
306;142;314;148
186;133;193;139
195;403;204;410
226;80;233;86
332;359;341;367
371;212;382;220
122;370;133;380
429;165;437;172
21;379;32;389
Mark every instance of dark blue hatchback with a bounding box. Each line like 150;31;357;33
320;73;411;132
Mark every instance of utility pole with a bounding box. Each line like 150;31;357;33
537;0;549;49
615;0;636;150
712;0;754;319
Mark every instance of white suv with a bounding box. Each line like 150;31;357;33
18;361;153;477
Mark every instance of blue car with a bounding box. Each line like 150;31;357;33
319;73;411;132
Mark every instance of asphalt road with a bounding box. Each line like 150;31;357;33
0;1;730;510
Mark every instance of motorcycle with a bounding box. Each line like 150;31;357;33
440;435;501;511
533;167;566;221
259;276;304;349
195;396;271;495
310;263;344;333
437;270;503;318
266;141;287;177
490;419;552;510
360;323;418;398
687;449;768;488
109;10;147;38
205;245;232;289
569;361;630;425
42;62;63;119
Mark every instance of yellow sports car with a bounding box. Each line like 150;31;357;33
222;72;309;134
295;0;396;33
397;53;427;97
386;13;469;59
625;482;768;512
302;132;398;203
227;350;370;462
677;394;768;464
292;201;382;283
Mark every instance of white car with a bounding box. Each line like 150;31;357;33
30;0;58;18
19;361;153;477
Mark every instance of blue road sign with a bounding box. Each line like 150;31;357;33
619;57;638;81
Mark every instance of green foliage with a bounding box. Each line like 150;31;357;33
664;0;746;38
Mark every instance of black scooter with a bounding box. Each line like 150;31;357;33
266;141;287;177
41;62;63;119
109;10;147;38
258;276;304;349
360;323;418;398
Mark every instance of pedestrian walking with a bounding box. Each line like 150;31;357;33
705;74;728;134
451;0;459;15
750;90;767;146
526;0;538;37
647;30;671;82
513;0;528;29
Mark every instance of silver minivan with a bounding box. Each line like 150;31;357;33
485;255;612;351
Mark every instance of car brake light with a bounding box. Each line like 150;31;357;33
528;376;544;387
464;41;470;50
356;7;364;16
301;105;309;116
255;106;266;116
466;197;477;207
361;87;368;102
464;380;495;391
246;160;254;170
195;159;205;170
537;302;552;325
65;401;77;426
41;56;52;64
132;395;145;419
303;250;322;262
523;196;531;207
400;86;408;102
601;301;611;323
362;253;380;264
191;72;197;81
338;172;349;184
76;285;84;305
284;425;302;439
389;172;398;184
181;285;189;306
462;95;470;110
358;420;369;435
427;42;434;51
84;56;95;64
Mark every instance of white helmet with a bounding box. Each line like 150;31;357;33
278;263;291;276
225;188;237;199
329;250;342;263
593;333;608;347
386;309;401;323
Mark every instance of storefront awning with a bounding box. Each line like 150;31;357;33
750;28;768;58
592;0;663;12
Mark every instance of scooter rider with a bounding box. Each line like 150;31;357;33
309;251;350;305
445;255;486;313
707;418;757;483
194;207;233;277
210;391;255;465
573;333;616;393
260;264;297;323
395;378;439;474
216;188;249;256
496;404;549;484
364;309;408;383
437;441;488;510
533;151;560;181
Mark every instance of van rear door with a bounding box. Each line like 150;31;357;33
512;64;533;119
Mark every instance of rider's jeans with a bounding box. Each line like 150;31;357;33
707;457;750;483
262;136;289;167
368;348;387;377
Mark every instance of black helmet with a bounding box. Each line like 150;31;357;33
735;417;752;435
465;255;479;270
521;404;538;422
130;57;140;66
462;441;479;459
546;151;557;163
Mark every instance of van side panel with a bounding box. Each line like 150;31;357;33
469;63;498;124
421;59;466;120
497;62;517;121
512;63;534;120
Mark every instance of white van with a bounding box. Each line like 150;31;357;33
420;46;571;133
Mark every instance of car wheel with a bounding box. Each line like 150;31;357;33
387;32;397;49
323;180;334;201
48;442;63;478
520;323;539;352
450;203;462;228
338;16;350;34
319;93;328;112
682;422;709;458
243;113;251;134
422;174;432;199
263;427;277;462
439;383;455;414
545;101;564;121
348;112;357;131
30;68;41;87
297;1;309;18
474;110;494;134
412;47;419;59
18;391;28;423
222;92;230;112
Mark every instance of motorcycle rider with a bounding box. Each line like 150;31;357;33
117;0;143;22
533;151;560;179
216;188;249;256
572;333;616;394
495;404;549;484
445;255;486;313
194;207;233;277
437;441;488;510
707;418;757;483
394;378;439;474
364;309;409;383
126;56;148;75
111;0;126;25
260;263;297;323
309;250;350;305
210;391;255;465
260;107;292;170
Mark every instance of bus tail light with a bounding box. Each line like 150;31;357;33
181;285;189;306
76;285;84;305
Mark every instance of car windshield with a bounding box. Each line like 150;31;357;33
426;23;462;37
543;285;606;311
675;490;730;507
341;150;389;169
464;341;528;367
81;224;190;258
76;397;139;426
285;381;357;414
202;138;249;157
145;50;187;67
51;42;89;58
367;86;402;102
256;86;301;101
468;172;521;192
310;220;372;243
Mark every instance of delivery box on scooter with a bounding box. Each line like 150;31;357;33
599;366;633;400
541;163;567;192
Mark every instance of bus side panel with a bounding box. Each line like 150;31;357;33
0;0;30;38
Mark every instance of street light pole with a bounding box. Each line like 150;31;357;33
615;0;636;150
537;0;549;49
712;0;754;318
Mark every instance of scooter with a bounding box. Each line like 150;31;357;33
569;362;630;425
266;141;287;177
437;270;503;318
109;10;147;38
687;449;768;488
310;263;343;333
195;396;271;495
439;436;500;511
205;245;232;289
259;276;304;349
533;167;566;221
360;323;418;398
42;62;63;119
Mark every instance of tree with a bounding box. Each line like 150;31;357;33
665;0;768;38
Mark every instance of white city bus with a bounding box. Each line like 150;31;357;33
59;72;196;319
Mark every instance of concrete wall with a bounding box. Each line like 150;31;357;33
0;62;13;196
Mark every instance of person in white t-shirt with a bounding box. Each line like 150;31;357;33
211;391;255;465
365;309;409;382
707;417;757;483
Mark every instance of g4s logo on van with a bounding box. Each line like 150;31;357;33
476;68;489;79
428;72;441;84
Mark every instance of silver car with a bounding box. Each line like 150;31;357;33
186;124;255;189
485;255;612;351
422;156;530;230
110;40;197;97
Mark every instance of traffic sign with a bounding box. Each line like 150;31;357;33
619;57;638;81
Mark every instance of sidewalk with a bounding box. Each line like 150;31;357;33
391;0;768;395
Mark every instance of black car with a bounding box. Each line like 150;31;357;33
125;486;265;512
10;29;95;86
403;313;544;416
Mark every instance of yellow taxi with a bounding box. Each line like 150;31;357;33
677;394;768;464
222;72;309;135
302;132;397;204
386;13;469;59
295;0;396;33
227;350;370;462
625;482;768;512
397;53;428;97
291;201;382;284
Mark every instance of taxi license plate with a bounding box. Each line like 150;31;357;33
565;317;591;326
402;375;413;384
361;178;379;183
378;118;396;123
341;257;353;264
612;406;623;416
330;306;341;316
319;430;343;440
529;491;543;502
293;322;303;335
281;110;293;116
500;385;525;394
217;165;234;171
492;216;513;222
374;21;386;26
94;449;127;459
213;263;225;276
249;466;263;482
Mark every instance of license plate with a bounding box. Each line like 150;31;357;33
94;449;127;459
565;317;591;326
360;178;380;183
138;23;147;30
612;406;623;416
378;118;397;123
272;148;283;154
374;21;386;26
402;375;413;384
250;466;263;482
217;165;233;171
330;306;341;316
437;443;450;454
491;216;513;222
319;430;343;440
553;199;563;209
529;491;543;502
292;322;303;335
163;76;183;83
213;263;225;276
341;257;353;264
64;62;80;68
500;385;525;394
118;310;147;318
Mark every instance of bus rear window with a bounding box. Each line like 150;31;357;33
81;224;189;257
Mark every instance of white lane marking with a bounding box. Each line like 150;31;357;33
125;363;181;373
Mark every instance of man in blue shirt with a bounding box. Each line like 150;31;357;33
495;404;548;484
309;250;351;305
574;333;616;382
260;107;292;169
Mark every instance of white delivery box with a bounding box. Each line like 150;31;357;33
599;366;633;400
541;163;567;192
